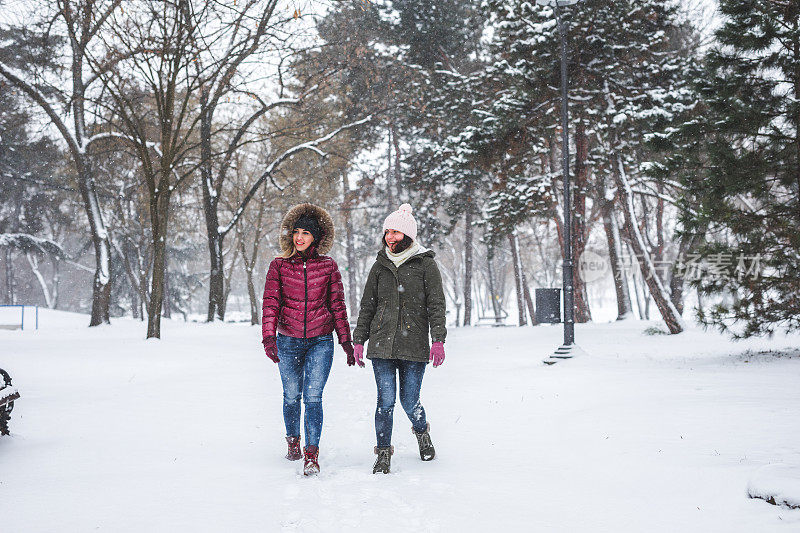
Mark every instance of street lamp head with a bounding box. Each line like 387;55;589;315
535;0;584;5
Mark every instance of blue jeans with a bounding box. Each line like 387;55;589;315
372;358;428;447
276;333;334;448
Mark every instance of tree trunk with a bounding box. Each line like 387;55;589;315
246;264;259;325
630;244;649;320
51;258;60;310
25;253;53;308
146;191;171;339
131;278;141;319
73;32;111;327
602;199;633;320
655;182;666;284
115;235;150;318
486;247;503;325
669;231;704;316
386;126;395;210
613;153;684;333
236;224;261;326
76;160;112;326
199;89;226;323
572;121;592;323
162;261;172;319
4;248;14;304
508;233;527;326
240;240;258;326
391;120;403;201
147;238;166;338
635;273;646;320
522;270;536;325
696;285;704;317
1;44;113;326
669;268;685;316
71;42;111;326
208;235;225;321
221;235;241;320
463;191;474;326
342;172;358;319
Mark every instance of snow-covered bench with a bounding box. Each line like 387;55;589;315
747;464;800;509
0;368;20;436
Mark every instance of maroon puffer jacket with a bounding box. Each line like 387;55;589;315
261;251;352;344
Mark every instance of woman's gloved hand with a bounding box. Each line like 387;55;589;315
430;341;445;367
353;344;366;368
342;342;356;366
262;336;279;363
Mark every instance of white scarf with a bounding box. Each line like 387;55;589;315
385;241;428;268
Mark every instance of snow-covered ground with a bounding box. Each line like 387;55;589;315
1;309;799;532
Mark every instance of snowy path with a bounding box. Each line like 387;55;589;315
2;310;799;532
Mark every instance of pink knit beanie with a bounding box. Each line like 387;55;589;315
383;203;417;241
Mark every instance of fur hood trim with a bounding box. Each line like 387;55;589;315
279;203;335;255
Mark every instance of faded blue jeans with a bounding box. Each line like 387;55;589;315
276;332;334;447
372;358;428;447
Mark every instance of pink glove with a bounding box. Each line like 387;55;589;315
430;342;445;367
262;336;279;363
353;344;365;367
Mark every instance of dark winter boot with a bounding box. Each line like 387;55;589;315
286;436;302;461
373;445;393;474
413;423;435;461
303;446;320;476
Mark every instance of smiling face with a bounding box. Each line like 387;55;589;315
293;228;314;253
384;229;406;253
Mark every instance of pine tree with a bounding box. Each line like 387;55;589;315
1;29;71;307
475;0;693;330
314;0;487;324
659;0;800;337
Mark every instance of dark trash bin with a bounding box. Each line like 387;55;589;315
535;288;561;324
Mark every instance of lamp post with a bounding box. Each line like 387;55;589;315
537;0;586;365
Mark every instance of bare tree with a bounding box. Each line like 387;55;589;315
463;186;475;326
436;224;466;326
613;153;685;333
342;171;359;319
185;0;373;321
508;231;527;326
89;0;202;338
0;0;127;325
600;184;634;320
192;0;285;321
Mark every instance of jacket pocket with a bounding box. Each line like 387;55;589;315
371;302;387;335
406;311;427;334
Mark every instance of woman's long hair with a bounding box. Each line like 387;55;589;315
282;243;317;259
281;244;298;259
282;235;318;259
381;233;413;254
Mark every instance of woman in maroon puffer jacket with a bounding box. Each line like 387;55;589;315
261;203;354;476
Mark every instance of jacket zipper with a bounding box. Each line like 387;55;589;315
395;271;402;332
303;261;308;338
399;302;404;331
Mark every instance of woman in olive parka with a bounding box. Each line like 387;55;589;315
352;203;447;474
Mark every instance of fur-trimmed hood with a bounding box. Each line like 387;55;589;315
279;203;335;255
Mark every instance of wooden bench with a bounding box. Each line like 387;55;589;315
475;308;510;326
0;368;20;436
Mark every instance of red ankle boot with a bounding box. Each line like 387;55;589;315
286;436;302;461
303;445;320;476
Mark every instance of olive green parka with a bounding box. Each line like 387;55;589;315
353;248;447;362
